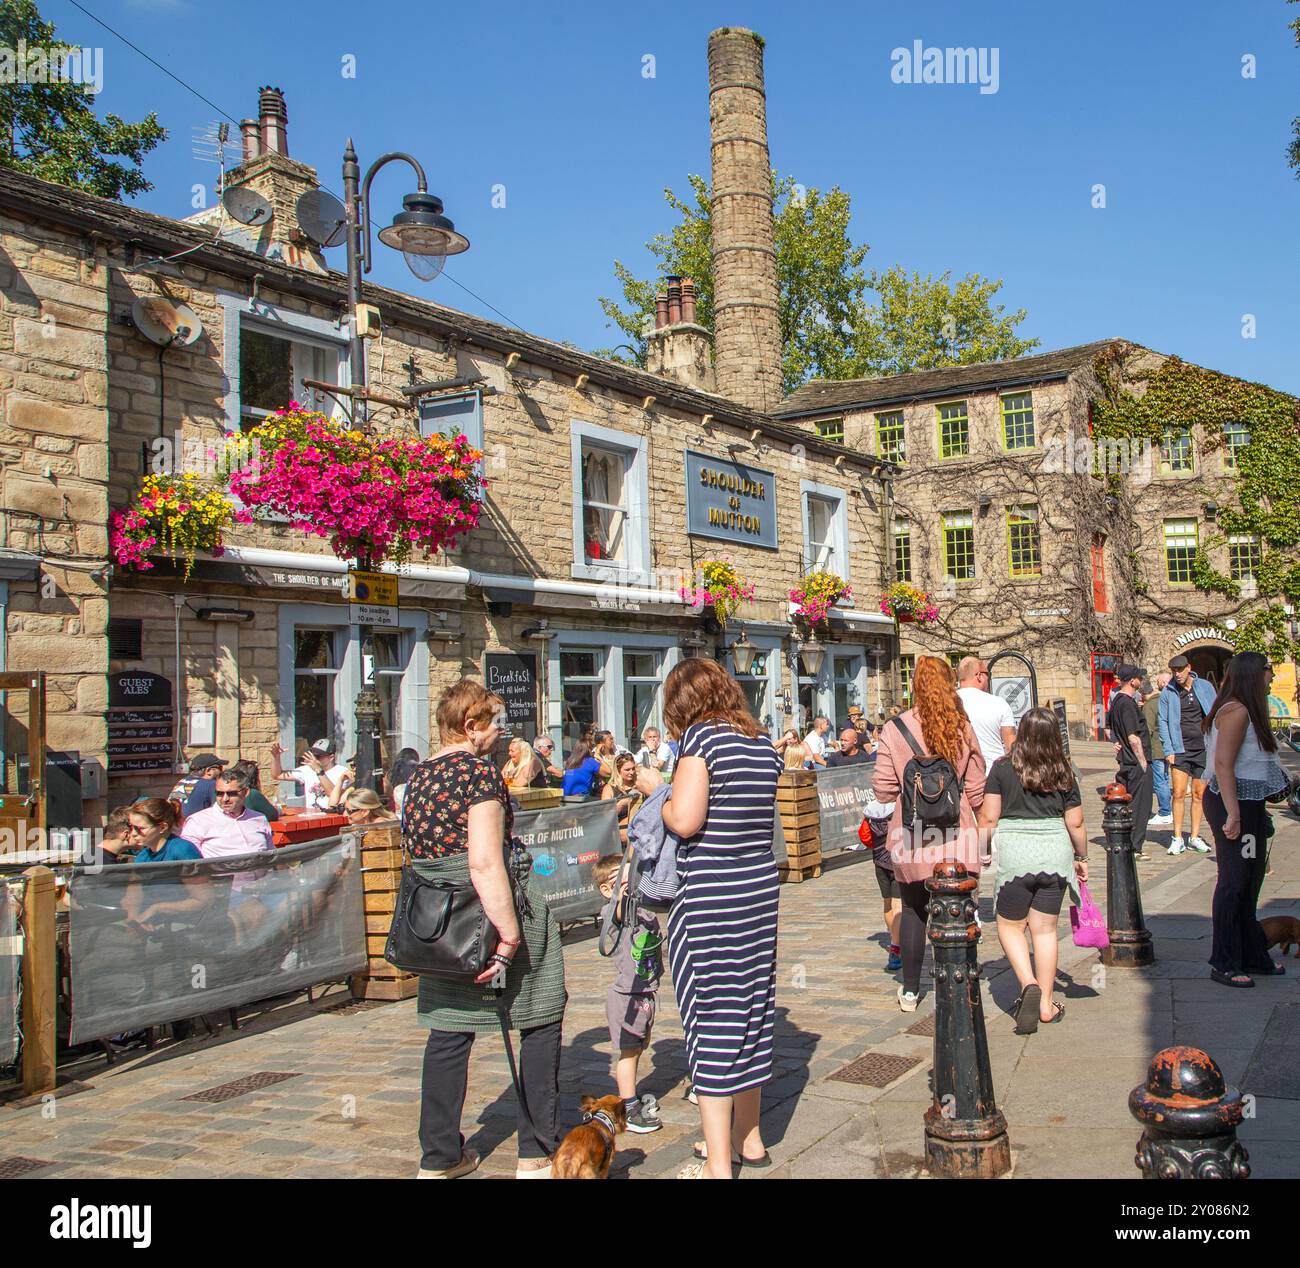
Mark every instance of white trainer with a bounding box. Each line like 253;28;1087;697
897;986;919;1013
1188;836;1212;854
1149;814;1174;827
1167;837;1186;855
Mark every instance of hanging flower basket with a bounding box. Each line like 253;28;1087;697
110;473;247;580
880;582;939;628
227;405;485;566
789;571;852;625
679;559;755;629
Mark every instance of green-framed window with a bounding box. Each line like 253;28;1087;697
1223;420;1249;471
1007;504;1042;577
1001;392;1036;450
816;417;845;444
1228;534;1262;581
899;654;915;706
893;517;912;582
937;402;969;459
1159;427;1194;475
942;510;975;581
877;410;906;463
1164;518;1198;584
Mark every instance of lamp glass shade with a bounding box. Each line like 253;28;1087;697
731;637;758;675
799;641;826;677
403;250;445;282
377;192;470;268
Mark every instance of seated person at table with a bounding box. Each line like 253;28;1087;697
269;738;351;811
345;788;393;825
176;752;228;816
228;759;280;822
129;799;202;862
562;741;603;798
601;752;657;846
96;805;136;865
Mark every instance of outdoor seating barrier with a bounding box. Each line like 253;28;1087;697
773;762;877;882
65;835;364;1045
514;798;619;922
1;878;19;1069
1130;1046;1250;1179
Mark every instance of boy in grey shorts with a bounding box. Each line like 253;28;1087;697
594;854;663;1134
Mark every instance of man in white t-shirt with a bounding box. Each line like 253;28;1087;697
956;657;1017;769
634;727;674;777
270;737;352;811
803;715;831;767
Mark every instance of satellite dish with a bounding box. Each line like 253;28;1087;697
131;297;203;347
222;185;272;227
296;188;348;248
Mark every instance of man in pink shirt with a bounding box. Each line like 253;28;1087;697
181;768;274;857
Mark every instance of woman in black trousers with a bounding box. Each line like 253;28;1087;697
1199;652;1292;988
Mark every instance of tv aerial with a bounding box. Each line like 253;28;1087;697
131;297;203;348
296;188;348;249
192;120;238;168
222;186;273;227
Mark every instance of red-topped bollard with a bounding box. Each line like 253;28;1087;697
1130;1047;1250;1179
1100;782;1154;967
923;861;1011;1178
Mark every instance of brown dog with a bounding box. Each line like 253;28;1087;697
1260;916;1300;957
551;1094;627;1179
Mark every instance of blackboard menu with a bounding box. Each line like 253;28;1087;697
484;651;539;741
108;671;175;776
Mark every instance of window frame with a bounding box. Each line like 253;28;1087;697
1006;503;1043;578
1228;534;1262;582
1163;518;1198;586
1000;391;1036;451
1223;420;1249;472
936;401;970;460
219;293;350;433
815;417;845;445
569;421;651;585
800;480;850;580
876;410;906;464
1158;427;1196;477
942;509;976;582
893;515;912;583
898;653;916;706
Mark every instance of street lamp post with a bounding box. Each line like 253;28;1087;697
338;141;469;790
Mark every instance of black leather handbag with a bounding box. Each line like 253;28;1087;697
384;865;499;981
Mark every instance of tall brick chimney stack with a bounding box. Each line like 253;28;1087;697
708;28;783;412
216;87;327;273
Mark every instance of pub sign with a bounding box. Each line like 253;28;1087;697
684;449;778;550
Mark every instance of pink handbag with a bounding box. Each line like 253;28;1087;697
1070;880;1109;948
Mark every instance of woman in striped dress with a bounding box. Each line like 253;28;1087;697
661;658;784;1179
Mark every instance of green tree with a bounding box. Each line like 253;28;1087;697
1290;0;1300;177
0;0;166;199
598;171;1037;391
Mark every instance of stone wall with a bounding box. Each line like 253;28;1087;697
0;208;111;820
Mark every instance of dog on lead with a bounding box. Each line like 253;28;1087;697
551;1095;627;1179
1260;915;1300;958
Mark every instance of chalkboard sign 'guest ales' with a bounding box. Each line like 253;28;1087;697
483;652;539;738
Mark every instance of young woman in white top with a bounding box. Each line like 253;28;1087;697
1200;652;1292;988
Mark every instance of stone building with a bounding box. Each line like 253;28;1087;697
775;340;1300;735
0;42;894;825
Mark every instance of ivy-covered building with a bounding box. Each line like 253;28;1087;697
774;339;1300;736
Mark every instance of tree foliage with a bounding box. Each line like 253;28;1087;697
0;0;166;199
1290;0;1300;177
597;171;1037;391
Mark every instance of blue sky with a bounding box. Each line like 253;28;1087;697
47;0;1300;393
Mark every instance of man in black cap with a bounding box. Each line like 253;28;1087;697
169;753;227;815
1105;664;1153;860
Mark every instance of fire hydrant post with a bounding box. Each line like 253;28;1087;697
1100;782;1155;967
20;865;57;1097
1130;1047;1250;1179
923;861;1011;1178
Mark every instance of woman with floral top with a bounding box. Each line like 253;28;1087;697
404;680;567;1180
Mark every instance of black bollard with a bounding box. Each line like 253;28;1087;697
923;860;1011;1178
1130;1047;1250;1179
1100;782;1155;967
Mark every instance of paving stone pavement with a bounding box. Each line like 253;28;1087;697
3;742;1297;1179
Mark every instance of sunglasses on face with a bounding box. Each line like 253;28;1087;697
215;790;243;799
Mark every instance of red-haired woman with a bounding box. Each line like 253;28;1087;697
661;658;784;1179
873;656;987;1011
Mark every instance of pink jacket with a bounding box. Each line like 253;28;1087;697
871;708;987;883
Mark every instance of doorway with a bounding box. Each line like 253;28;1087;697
1184;644;1231;689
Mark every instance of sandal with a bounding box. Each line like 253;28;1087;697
1252;962;1286;977
692;1142;773;1167
1013;984;1042;1035
1210;969;1255;988
1041;1001;1065;1024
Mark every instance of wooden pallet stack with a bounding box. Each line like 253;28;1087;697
350;821;418;1001
775;768;822;882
